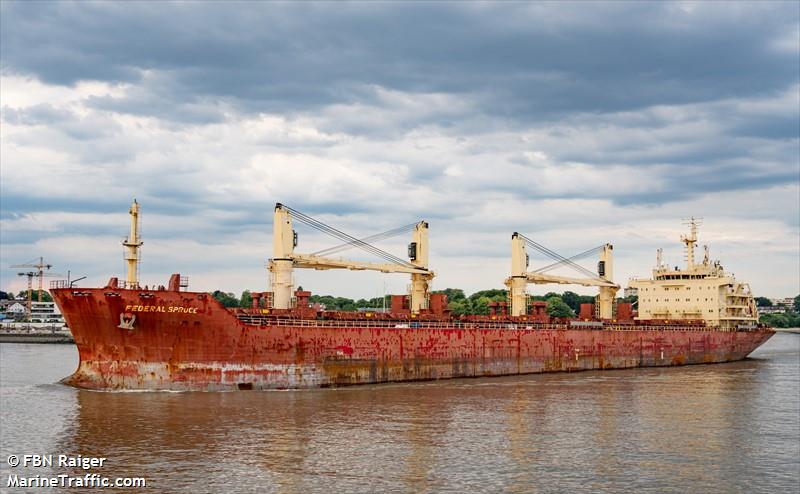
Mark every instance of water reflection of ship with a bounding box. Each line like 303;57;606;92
631;360;765;493
58;388;448;493
505;385;536;494
57;360;773;492
59;391;318;493
498;362;769;493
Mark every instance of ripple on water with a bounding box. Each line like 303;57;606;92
1;334;798;494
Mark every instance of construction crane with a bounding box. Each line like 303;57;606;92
269;203;434;313
10;257;63;321
11;257;53;302
504;233;620;318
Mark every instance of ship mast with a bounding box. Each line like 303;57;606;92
681;217;702;270
122;199;143;289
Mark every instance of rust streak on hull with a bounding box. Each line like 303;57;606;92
53;289;775;391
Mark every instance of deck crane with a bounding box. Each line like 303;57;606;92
269;203;434;313
505;233;620;318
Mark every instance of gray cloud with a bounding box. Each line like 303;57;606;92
2;2;797;122
0;2;798;296
2;103;121;140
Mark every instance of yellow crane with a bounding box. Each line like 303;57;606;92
505;233;620;318
10;257;63;321
269;204;434;313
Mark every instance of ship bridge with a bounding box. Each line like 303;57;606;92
629;218;758;330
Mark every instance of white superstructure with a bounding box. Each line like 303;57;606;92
629;218;758;330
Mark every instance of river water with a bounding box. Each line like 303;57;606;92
1;333;798;493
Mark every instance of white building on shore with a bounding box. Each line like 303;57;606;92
29;302;63;323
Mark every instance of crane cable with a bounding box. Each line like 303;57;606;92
283;206;419;269
311;222;418;257
534;245;604;274
519;234;603;281
290;209;410;266
524;238;600;280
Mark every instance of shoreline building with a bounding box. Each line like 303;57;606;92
29;302;64;323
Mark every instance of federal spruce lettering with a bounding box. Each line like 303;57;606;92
125;305;198;314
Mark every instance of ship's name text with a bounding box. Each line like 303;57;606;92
125;305;199;314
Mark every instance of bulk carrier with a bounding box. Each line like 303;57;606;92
51;202;773;390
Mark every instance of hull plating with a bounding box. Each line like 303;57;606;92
53;289;775;391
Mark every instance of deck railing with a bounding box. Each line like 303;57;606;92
234;315;736;332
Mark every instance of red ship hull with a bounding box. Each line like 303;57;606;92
52;288;775;391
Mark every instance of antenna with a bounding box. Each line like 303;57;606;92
680;217;703;269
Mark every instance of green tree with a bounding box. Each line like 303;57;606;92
336;297;357;311
561;291;581;312
546;296;575;318
755;297;772;307
240;290;252;308
449;298;470;316
364;296;391;309
16;290;53;302
471;297;491;315
760;312;800;328
308;294;361;311
434;288;466;301
560;291;597;312
794;295;800;313
211;290;239;308
468;289;507;302
468;289;507;315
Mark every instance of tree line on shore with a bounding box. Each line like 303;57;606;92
0;290;54;302
756;295;800;328
210;289;800;326
5;287;791;325
210;288;639;319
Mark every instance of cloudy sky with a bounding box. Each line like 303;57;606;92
1;1;798;300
